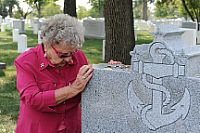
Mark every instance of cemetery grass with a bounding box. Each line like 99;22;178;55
0;28;153;132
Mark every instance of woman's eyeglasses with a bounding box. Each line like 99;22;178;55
51;45;77;58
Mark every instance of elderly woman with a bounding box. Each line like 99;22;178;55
14;14;93;133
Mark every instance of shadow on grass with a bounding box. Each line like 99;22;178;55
0;69;5;77
0;52;19;66
0;76;19;122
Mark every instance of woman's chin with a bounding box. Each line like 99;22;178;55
55;62;67;67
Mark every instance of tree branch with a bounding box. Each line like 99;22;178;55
181;0;195;21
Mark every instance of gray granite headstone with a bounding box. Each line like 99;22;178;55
13;20;25;33
83;18;105;39
82;64;134;133
82;25;200;133
33;19;43;35
181;22;197;30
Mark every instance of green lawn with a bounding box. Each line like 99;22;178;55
0;28;153;132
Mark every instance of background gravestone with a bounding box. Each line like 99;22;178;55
83;18;105;39
13;20;25;33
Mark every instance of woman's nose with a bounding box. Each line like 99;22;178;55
63;57;73;63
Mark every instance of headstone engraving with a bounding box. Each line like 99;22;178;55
129;41;190;131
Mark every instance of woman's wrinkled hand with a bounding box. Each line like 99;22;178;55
70;64;93;93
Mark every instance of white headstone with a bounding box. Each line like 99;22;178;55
13;29;19;42
18;34;27;53
153;24;188;52
38;30;42;44
1;23;7;32
181;28;197;46
197;31;200;44
33;23;39;35
0;15;2;25
134;30;137;41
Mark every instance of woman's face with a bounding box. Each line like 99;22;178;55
44;42;77;67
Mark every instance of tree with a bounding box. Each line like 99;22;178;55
133;0;143;19
77;6;90;19
64;0;77;17
143;0;148;21
32;0;45;18
104;0;135;64
89;0;104;17
24;0;58;18
15;4;32;19
181;0;200;30
0;0;8;18
3;0;18;17
23;0;44;18
42;3;62;18
88;7;99;18
154;0;179;18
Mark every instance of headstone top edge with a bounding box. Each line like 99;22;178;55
92;63;131;73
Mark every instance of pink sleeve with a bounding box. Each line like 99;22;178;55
15;61;57;113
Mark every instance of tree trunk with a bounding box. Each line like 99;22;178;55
38;3;41;18
104;0;135;64
8;5;13;17
35;2;41;18
143;0;148;21
64;0;77;17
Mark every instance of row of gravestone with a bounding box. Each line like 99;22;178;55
0;17;44;35
82;25;200;133
83;18;200;63
83;17;200;44
0;15;199;41
12;29;42;53
0;16;44;53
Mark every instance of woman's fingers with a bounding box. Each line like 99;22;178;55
73;64;93;91
78;64;93;79
83;66;93;79
79;65;91;75
108;60;122;65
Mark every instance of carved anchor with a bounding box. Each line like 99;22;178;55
128;42;191;130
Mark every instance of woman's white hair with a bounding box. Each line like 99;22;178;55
41;14;85;48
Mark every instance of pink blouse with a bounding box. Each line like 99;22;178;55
14;44;88;133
